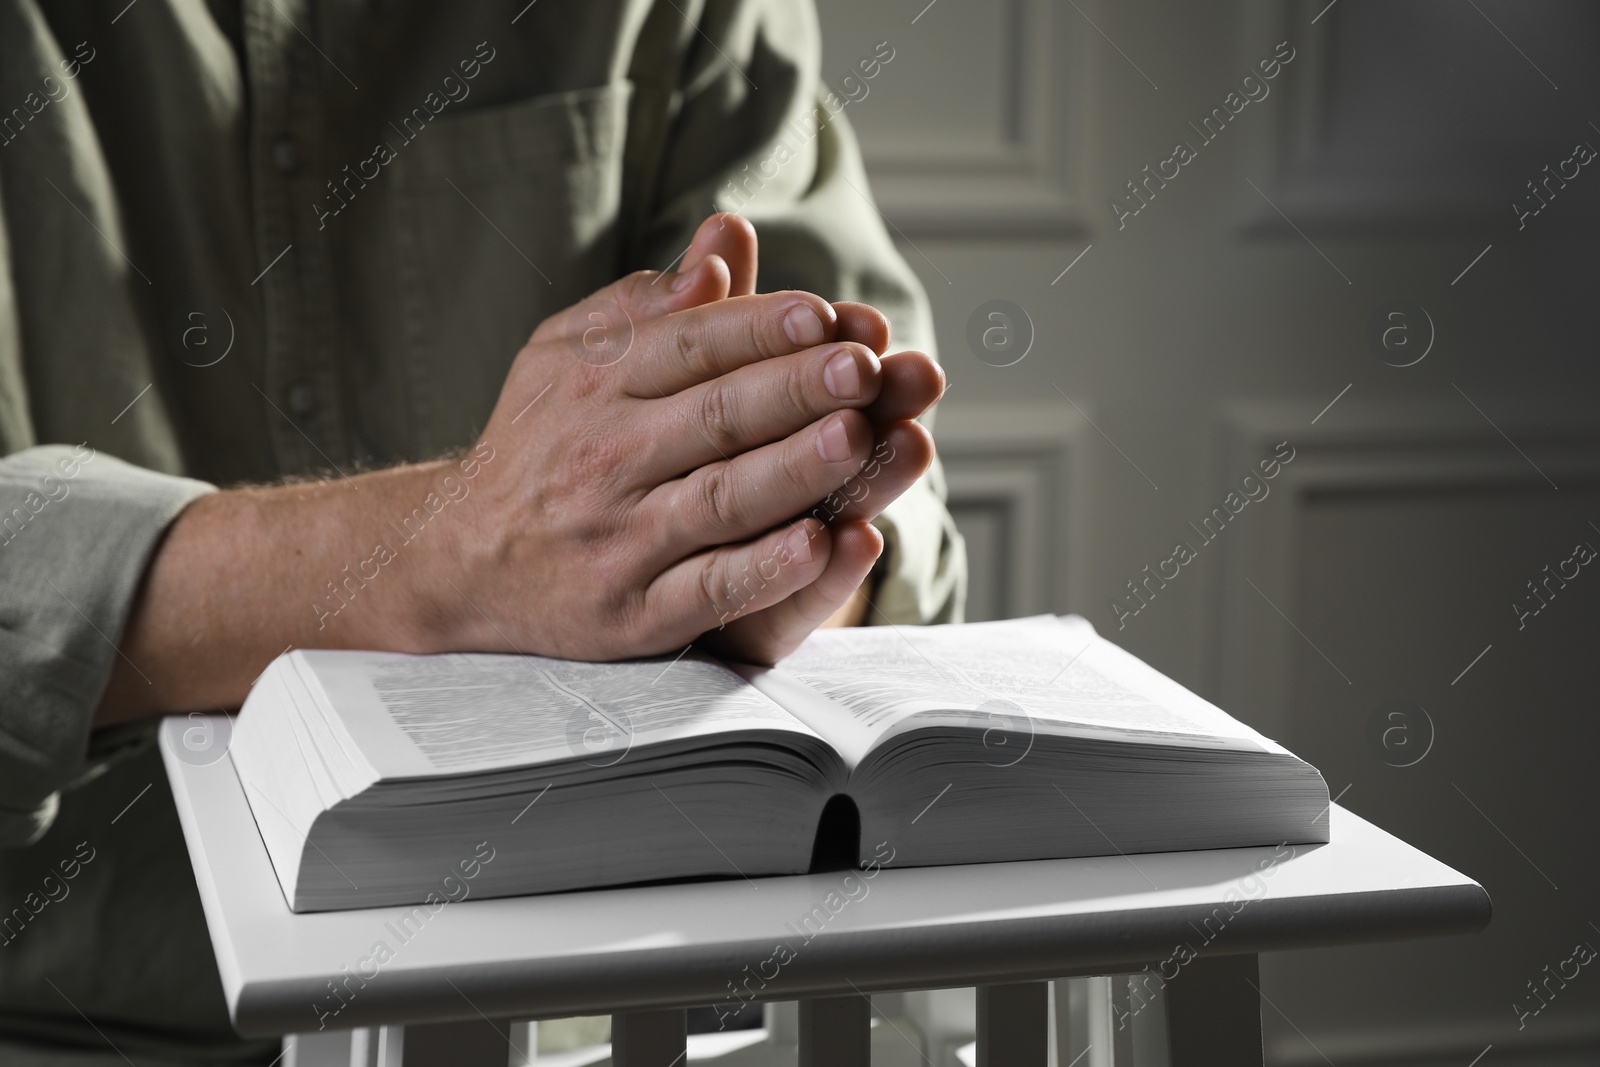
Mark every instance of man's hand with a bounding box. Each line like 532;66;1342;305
98;215;943;723
669;216;943;660
440;213;941;662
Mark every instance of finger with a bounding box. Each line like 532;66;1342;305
681;213;759;297
805;419;935;525
863;350;945;424
624;291;840;396
832;302;891;355
647;519;833;638
644;342;882;477
699;520;883;665
648;410;874;554
529;254;732;353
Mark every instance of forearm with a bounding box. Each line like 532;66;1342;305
96;459;461;726
94;217;945;722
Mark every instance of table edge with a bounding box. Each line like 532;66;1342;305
230;879;1488;1036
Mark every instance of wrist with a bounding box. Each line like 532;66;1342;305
342;445;502;654
319;458;465;654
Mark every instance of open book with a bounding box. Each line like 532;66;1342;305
231;616;1329;912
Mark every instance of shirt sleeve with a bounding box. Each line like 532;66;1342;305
623;0;966;625
0;445;213;846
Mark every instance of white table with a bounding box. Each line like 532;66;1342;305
159;717;1489;1066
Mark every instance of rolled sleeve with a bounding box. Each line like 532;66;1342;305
0;445;212;845
873;454;965;625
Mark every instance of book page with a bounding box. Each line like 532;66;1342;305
297;648;823;779
765;616;1272;754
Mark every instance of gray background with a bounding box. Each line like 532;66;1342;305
814;1;1600;1064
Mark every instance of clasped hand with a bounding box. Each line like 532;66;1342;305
441;214;944;664
97;215;945;724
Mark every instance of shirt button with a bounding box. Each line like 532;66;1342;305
272;135;298;175
285;381;317;417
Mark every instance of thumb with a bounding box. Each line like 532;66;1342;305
529;253;731;350
680;212;759;296
528;214;758;351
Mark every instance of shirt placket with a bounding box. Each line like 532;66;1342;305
243;0;350;476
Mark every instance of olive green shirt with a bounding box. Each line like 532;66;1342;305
0;1;963;1062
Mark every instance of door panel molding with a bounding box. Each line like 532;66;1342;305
1211;399;1600;738
830;0;1089;237
934;403;1088;620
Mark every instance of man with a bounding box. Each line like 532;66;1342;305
0;1;962;1063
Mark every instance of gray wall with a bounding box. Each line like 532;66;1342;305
815;1;1600;1064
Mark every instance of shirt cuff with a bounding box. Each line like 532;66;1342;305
0;445;213;846
869;452;967;626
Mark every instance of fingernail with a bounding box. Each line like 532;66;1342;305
816;414;852;463
671;263;697;291
785;524;814;564
783;304;825;347
823;349;861;400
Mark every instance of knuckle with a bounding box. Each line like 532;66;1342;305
779;441;819;498
693;464;742;532
673;321;717;380
751;319;780;361
570;429;628;485
783;362;816;417
613;274;652;312
613;585;654;648
566;361;611;401
697;555;735;624
694;385;741;451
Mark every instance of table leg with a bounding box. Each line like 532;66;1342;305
348;1026;391;1067
280;1031;352;1067
611;1009;687;1067
1164;954;1263;1067
798;995;871;1067
976;981;1048;1067
1100;977;1137;1066
372;1018;512;1067
1052;979;1092;1067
